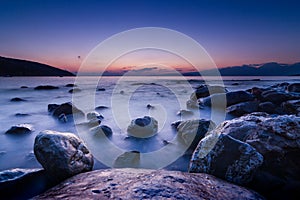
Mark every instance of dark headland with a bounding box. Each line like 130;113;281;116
0;56;74;76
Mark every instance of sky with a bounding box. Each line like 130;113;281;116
0;0;300;74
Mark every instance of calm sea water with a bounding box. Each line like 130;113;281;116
0;76;299;171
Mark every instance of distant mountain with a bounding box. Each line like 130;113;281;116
196;62;300;76
0;56;74;76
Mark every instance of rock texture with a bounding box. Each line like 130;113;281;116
33;168;264;200
193;113;300;199
191;85;227;100
34;130;94;181
5;123;34;134
48;102;84;122
189;133;263;185
176;119;216;153
227;101;259;116
127;116;158;138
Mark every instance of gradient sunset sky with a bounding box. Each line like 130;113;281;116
0;0;299;74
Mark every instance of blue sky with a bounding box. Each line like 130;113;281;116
0;0;299;73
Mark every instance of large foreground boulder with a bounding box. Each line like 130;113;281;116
33;168;264;200
195;113;300;199
34;130;94;181
189;133;263;185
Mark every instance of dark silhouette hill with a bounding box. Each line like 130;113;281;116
195;62;300;76
0;56;74;76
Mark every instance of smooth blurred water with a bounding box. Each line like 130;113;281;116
0;76;299;171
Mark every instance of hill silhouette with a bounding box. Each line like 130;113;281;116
0;56;74;76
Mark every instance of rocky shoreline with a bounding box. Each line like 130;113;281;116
1;81;300;199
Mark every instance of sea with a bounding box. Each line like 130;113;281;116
0;76;299;171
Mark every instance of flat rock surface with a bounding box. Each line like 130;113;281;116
34;168;264;200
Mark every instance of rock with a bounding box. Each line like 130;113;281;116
282;99;300;114
48;102;84;120
33;168;264;200
232;82;239;85
65;83;77;87
34;85;59;90
177;119;216;153
127;116;158;138
5;124;34;134
191;85;227;100
34;130;94;181
86;111;104;121
95;105;109;110
146;104;154;109
260;90;292;104
171;120;182;129
201;91;254;107
287;83;300;93
227;101;259;116
10;97;26;102
186;99;200;109
207;113;300;199
176;109;193;116
113;151;140;168
0;168;58;200
90;125;113;137
15;113;30;117
68;88;81;93
97;88;106;91
258;102;277;114
189;133;263;185
250;87;264;99
20;86;28;88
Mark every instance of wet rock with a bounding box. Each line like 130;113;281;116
146;104;154;109
33;168;264;200
208;113;300;199
48;102;84;121
34;85;59;90
90;125;113;137
287;83;300;93
189;133;263;185
261;90;292;104
191;85;227;100
15;113;30;117
95;105;109;110
232;82;239;85
65;83;77;87
186;99;200;109
10;97;26;102
20;86;28;89
171;120;182;129
127;116;158;138
282;99;300;114
5;123;34;134
113;151;140;168
0;168;58;200
68;88;81;93
177;119;216;153
34;130;94;181
258;102;277;114
202;90;254;107
176;109;193;116
227;101;259;116
97;88;106;91
86;111;104;121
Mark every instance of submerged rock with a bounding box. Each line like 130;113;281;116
68;88;81;93
95;105;109;110
177;119;216;153
90;125;113;137
189;133;263;185
65;83;77;87
34;130;94;181
33;168;264;200
5;123;34;134
176;109;193;116
48;102;84;122
34;85;59;90
127;116;158;138
97;88;106;91
113;151;140;168
10;97;26;102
